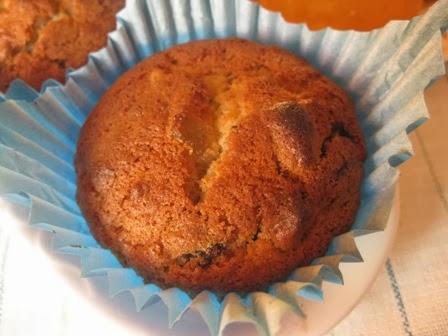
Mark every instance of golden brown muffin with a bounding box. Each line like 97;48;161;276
76;39;367;293
0;0;124;92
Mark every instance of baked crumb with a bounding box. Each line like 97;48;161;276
76;39;366;293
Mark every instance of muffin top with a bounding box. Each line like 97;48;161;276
76;39;366;293
0;0;124;91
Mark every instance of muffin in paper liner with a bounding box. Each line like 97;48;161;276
0;0;447;335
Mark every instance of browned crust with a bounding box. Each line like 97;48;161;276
0;0;124;91
75;38;367;293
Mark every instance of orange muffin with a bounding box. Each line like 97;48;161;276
257;0;436;31
0;0;124;91
75;39;366;293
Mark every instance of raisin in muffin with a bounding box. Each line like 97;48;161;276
76;39;366;293
0;0;124;91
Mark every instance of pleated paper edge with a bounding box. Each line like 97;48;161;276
0;0;447;335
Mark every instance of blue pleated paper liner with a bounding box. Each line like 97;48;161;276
0;0;447;335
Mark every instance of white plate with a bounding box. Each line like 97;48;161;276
0;192;398;336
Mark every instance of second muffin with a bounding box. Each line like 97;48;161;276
0;0;124;91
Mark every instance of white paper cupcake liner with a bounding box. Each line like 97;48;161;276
1;0;447;335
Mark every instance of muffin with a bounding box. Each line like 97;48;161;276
257;0;436;30
0;0;124;92
75;38;366;293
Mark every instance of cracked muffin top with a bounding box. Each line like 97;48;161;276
0;0;124;92
75;38;367;293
